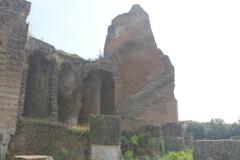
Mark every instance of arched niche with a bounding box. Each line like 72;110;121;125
78;70;115;124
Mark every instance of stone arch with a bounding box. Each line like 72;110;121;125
78;70;115;124
23;51;54;118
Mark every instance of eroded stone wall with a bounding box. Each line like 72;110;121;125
89;115;121;160
104;5;178;130
9;118;90;160
0;2;179;158
22;5;178;131
0;0;30;158
18;3;178;135
193;140;240;160
23;38;88;125
0;0;30;134
57;51;87;125
163;122;187;152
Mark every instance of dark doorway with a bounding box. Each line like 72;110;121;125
100;74;114;115
78;70;115;124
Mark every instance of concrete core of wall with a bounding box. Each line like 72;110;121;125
91;145;121;160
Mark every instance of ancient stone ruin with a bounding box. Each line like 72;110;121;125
20;4;178;130
0;0;179;159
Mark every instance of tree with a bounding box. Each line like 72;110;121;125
205;118;230;139
186;122;205;140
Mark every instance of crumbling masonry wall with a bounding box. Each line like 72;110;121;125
9;118;90;160
23;38;87;125
0;0;30;158
104;5;178;130
0;2;179;159
21;5;178;130
193;140;240;160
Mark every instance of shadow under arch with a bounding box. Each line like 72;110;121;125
78;70;115;124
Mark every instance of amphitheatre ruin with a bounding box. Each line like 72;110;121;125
0;0;240;160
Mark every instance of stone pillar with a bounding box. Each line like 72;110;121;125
0;133;10;160
89;115;121;160
163;122;186;152
184;132;193;149
0;0;30;159
49;61;59;122
17;63;28;117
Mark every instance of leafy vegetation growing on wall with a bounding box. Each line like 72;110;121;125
121;129;189;160
159;149;192;160
122;148;192;160
121;132;165;158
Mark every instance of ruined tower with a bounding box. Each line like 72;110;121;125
0;0;30;158
104;5;178;130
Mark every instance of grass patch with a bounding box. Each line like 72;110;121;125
68;126;89;137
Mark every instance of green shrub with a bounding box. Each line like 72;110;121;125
123;150;137;160
159;136;166;156
131;135;139;145
186;122;205;140
52;148;69;160
159;149;192;160
68;126;89;137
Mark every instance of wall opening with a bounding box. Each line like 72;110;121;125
23;51;53;118
100;74;114;115
78;70;115;125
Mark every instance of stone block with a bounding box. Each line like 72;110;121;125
163;122;184;137
184;132;193;148
91;145;121;160
14;155;53;160
89;115;121;145
164;136;185;152
141;125;162;138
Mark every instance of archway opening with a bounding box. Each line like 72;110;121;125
78;70;115;125
100;74;114;115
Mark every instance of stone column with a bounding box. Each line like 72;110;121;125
0;133;10;160
89;115;121;160
163;122;186;152
0;0;30;159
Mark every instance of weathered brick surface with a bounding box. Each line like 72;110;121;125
163;122;186;152
89;115;121;145
104;5;178;130
0;2;179;159
0;0;30;135
0;2;30;157
9;118;89;160
23;38;87;125
193;140;240;160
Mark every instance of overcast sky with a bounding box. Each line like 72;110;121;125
27;0;240;123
